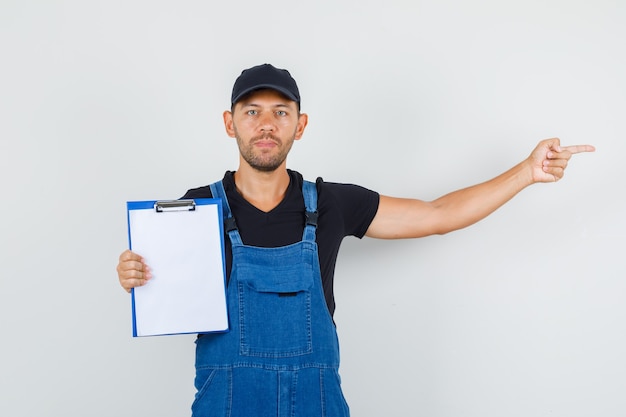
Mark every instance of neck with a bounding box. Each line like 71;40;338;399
233;164;291;212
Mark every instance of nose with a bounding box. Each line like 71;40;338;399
258;112;275;132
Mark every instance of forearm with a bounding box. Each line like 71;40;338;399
430;160;534;234
367;138;593;240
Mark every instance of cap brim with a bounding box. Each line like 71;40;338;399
232;84;299;105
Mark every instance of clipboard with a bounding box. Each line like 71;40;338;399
126;198;229;337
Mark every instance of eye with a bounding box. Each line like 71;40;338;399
276;110;287;117
246;109;258;116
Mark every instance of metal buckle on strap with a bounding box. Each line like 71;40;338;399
224;217;238;232
305;211;318;227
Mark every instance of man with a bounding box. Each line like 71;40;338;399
117;63;594;416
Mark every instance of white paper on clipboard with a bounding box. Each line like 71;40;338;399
126;198;228;337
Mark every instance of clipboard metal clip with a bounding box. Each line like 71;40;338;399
154;199;196;213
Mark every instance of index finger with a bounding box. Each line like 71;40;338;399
561;144;596;154
119;249;143;262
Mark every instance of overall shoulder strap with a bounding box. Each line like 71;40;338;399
302;180;318;242
209;180;243;246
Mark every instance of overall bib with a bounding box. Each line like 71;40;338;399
192;180;349;417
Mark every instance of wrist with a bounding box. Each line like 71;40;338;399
515;159;536;188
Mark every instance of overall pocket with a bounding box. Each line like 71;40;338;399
191;368;231;417
236;263;314;357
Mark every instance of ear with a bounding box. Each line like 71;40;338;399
223;110;236;138
294;113;308;141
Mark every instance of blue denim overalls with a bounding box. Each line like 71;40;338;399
191;180;349;417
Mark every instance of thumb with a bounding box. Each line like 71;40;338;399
545;137;561;153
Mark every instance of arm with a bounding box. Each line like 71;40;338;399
365;138;595;239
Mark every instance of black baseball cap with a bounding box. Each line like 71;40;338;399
231;64;301;108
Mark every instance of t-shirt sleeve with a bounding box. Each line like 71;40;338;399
180;185;213;200
318;180;380;239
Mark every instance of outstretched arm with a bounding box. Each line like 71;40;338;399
365;138;595;239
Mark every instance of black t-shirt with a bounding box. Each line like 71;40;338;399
181;170;380;317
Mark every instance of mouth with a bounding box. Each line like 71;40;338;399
252;135;280;148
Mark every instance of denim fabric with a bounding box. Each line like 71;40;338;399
191;180;349;417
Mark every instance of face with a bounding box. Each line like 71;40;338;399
224;89;308;172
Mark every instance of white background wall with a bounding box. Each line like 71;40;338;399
1;1;624;416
